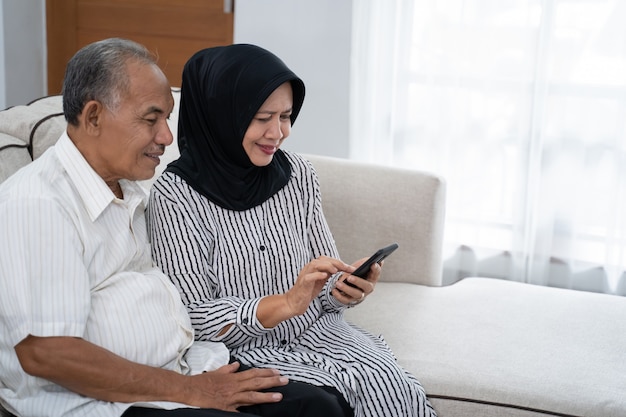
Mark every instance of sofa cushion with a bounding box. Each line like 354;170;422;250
0;134;32;184
345;278;626;417
0;96;65;183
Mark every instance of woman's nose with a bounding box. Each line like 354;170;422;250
266;118;284;140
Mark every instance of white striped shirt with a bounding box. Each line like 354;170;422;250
0;133;228;417
148;151;437;417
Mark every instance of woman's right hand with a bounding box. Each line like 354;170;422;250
285;256;354;315
257;256;353;327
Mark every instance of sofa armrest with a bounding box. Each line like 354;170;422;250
303;154;446;287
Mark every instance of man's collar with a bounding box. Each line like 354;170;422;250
55;132;148;221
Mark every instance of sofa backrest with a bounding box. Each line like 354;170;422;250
304;154;446;286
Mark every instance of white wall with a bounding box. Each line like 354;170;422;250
0;0;46;109
234;0;353;158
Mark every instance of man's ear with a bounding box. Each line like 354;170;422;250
81;100;104;135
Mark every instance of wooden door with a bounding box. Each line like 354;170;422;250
46;0;234;94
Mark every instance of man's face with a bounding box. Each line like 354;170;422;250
96;61;174;183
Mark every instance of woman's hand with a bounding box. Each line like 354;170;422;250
257;256;353;328
332;258;382;306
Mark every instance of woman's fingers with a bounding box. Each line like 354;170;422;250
333;261;381;306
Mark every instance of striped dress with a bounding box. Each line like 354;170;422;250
147;151;437;417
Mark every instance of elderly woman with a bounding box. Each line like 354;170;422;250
147;44;437;417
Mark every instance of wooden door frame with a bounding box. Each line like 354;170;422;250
45;0;234;95
46;0;78;95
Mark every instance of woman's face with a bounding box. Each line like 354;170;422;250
242;82;293;167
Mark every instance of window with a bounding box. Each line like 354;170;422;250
352;0;626;294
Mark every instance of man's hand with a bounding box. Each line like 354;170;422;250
15;335;287;409
184;362;287;410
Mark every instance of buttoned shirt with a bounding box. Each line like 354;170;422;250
0;133;228;417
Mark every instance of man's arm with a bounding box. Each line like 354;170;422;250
15;335;287;411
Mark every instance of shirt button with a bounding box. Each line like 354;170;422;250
281;339;287;345
242;318;248;324
260;245;266;251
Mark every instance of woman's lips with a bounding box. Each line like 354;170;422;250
258;144;277;155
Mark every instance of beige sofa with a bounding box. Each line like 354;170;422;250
1;91;625;417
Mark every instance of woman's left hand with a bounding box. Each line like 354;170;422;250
332;259;381;306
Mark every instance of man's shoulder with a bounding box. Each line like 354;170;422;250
0;148;65;201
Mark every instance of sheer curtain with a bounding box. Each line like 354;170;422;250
351;0;626;295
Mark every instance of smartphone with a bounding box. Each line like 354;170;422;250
350;243;399;279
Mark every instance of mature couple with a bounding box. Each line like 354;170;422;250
0;38;436;417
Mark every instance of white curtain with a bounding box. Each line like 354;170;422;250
351;0;626;296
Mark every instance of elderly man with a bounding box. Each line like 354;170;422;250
0;38;349;417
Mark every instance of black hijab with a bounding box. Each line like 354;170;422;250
166;44;306;211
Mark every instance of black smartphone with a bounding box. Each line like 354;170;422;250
350;243;399;279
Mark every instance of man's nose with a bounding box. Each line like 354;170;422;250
157;121;174;146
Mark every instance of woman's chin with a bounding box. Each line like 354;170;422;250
250;154;274;167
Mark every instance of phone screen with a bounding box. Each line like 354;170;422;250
350;243;399;279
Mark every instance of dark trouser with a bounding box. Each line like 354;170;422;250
122;381;353;417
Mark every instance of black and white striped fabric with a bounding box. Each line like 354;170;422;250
147;151;437;417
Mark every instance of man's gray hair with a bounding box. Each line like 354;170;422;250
62;38;158;126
